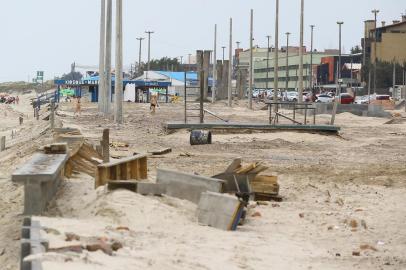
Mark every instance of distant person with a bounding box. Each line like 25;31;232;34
150;95;157;113
15;96;19;105
74;96;82;117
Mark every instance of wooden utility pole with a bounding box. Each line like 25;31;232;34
337;21;344;103
285;32;291;92
249;9;254;109
212;24;217;103
273;0;279;109
114;0;123;124
228;18;233;107
136;37;145;75
98;0;106;112
372;9;379;94
104;0;113;115
298;0;304;103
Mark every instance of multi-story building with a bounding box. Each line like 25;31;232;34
363;16;406;64
252;50;336;90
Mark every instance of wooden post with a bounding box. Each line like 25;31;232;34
200;70;205;124
102;129;110;163
50;102;55;129
19;116;23;125
0;136;5;152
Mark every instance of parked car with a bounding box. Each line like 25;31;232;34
376;95;391;101
316;94;334;103
338;93;355;104
286;91;298;102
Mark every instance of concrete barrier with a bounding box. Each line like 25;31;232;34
314;103;391;118
156;168;226;204
12;153;68;215
20;217;48;270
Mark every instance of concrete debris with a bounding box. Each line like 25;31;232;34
136;182;166;196
157;168;225;204
197;191;244;231
43;143;68;154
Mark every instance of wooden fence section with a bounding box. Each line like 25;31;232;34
95;154;148;188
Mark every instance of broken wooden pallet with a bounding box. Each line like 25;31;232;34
95;154;148;188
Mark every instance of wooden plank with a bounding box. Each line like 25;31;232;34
140;157;147;179
116;165;121;180
165;121;340;133
98;154;147;168
131;160;139;179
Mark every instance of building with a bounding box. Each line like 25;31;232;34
363;16;406;64
317;54;363;88
252;50;339;90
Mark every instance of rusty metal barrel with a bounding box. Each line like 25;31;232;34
190;130;212;145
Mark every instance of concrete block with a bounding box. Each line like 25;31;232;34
156;168;225;204
20;217;48;270
197;191;243;231
12;153;68;215
136;182;166;196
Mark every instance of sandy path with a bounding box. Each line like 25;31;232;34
1;96;406;269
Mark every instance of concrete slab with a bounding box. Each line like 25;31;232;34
12;153;68;215
197;191;243;231
136;182;166;196
156;168;225;204
12;153;68;183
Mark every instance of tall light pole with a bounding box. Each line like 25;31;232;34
285;32;291;92
212;24;217;103
249;9;254;109
104;0;112;115
98;0;106;112
222;46;226;61
136;37;144;76
114;0;123;124
228;18;233;107
145;30;154;80
372;9;379;94
310;25;315;92
236;41;241;49
298;0;304;102
273;0;279;107
266;35;271;90
337;22;344;101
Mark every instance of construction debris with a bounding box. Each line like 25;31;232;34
197;191;244;231
43;143;68;154
148;147;172;155
95;154;148;188
213;159;280;201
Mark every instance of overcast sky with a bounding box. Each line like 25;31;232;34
0;0;403;82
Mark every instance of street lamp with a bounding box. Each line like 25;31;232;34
266;35;271;90
136;37;145;75
310;25;315;92
285;32;291;92
222;46;226;61
145;30;154;80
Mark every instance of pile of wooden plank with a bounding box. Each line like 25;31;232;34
213;159;280;201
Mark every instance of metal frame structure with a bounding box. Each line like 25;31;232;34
268;102;316;125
